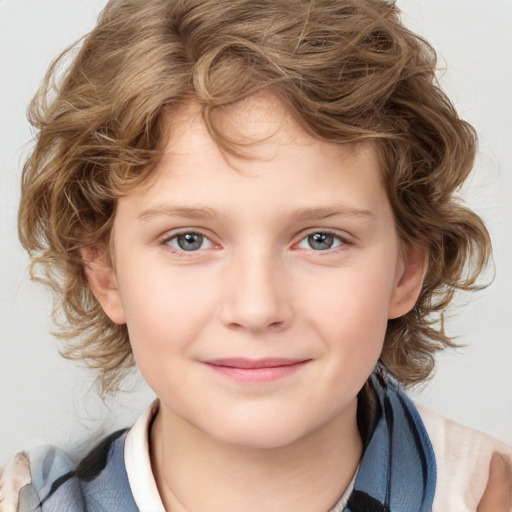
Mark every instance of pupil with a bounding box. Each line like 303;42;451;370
177;233;203;251
309;233;333;250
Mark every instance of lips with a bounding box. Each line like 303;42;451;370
206;358;307;368
203;358;310;383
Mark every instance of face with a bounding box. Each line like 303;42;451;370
91;97;424;449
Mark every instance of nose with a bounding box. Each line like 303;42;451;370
219;248;292;333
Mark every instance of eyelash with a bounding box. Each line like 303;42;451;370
159;229;351;256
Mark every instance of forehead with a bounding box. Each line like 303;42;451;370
117;94;390;228
152;94;381;180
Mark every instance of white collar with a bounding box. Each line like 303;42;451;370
124;400;166;512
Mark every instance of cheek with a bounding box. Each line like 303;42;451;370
298;263;395;367
122;287;209;397
117;268;216;362
301;264;395;328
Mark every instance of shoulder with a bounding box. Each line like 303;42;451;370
0;451;35;511
416;404;512;512
0;445;75;512
0;429;138;512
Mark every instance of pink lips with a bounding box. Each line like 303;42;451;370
204;358;310;383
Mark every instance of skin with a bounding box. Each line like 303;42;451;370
477;452;512;512
87;96;426;512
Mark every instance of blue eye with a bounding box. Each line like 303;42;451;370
297;232;344;251
166;232;213;252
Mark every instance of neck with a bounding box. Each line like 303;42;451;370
150;399;362;512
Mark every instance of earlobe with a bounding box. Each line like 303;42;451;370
81;248;126;325
388;245;428;320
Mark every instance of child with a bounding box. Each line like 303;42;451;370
1;0;511;511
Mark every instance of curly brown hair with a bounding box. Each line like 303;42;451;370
18;0;491;395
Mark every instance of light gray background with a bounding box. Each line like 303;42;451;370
1;0;511;465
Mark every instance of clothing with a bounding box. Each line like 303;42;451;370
418;404;512;511
1;374;510;511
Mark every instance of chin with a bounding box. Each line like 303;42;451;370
215;424;309;451
197;408;321;451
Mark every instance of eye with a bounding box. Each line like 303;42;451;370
297;231;345;251
165;232;214;252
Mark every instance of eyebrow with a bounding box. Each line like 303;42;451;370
138;206;218;221
137;204;375;222
293;206;375;221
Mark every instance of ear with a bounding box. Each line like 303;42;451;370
81;248;126;325
388;244;428;320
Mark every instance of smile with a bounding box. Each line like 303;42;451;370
203;358;311;383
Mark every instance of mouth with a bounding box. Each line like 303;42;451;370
203;358;311;383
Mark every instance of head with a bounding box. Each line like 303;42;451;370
19;0;490;397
